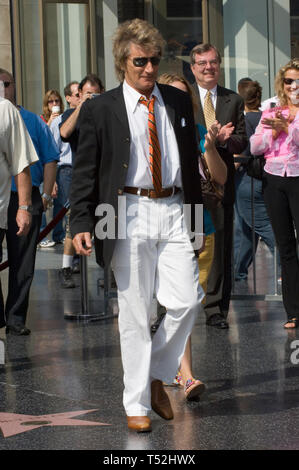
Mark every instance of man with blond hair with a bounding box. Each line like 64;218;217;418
70;19;204;432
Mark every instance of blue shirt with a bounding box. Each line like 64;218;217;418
50;115;72;166
203;208;215;235
11;106;60;191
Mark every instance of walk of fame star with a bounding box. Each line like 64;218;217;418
0;409;110;438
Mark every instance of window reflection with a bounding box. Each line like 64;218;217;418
291;0;299;58
152;0;203;83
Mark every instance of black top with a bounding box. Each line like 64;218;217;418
59;108;78;158
244;111;262;156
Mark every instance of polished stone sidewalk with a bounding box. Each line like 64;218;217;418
0;243;298;450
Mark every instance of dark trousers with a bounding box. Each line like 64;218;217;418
204;203;234;319
5;187;43;327
0;228;6;327
263;173;299;320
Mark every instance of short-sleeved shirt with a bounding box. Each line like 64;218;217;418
50;115;72;166
10;106;60;192
0;98;39;228
59;108;78;159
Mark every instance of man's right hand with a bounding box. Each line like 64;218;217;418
73;232;92;256
16;209;31;236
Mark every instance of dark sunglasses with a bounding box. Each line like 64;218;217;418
72;93;80;97
283;78;298;85
132;56;161;67
48;99;60;104
2;81;14;88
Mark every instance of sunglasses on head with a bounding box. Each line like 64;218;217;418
132;56;161;67
283;78;299;85
2;81;13;88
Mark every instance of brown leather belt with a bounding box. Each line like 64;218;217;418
124;186;181;199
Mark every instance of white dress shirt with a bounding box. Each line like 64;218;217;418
123;80;182;189
197;84;217;111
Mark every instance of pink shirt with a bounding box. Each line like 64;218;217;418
250;106;299;177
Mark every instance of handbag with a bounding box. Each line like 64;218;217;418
246;154;265;180
198;153;224;211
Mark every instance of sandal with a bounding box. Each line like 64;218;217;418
184;378;206;401
173;371;184;386
284;318;299;329
163;371;183;387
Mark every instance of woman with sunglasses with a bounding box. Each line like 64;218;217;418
39;89;64;248
41;89;64;126
251;59;299;329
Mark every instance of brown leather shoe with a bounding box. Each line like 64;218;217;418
151;380;174;420
127;416;152;432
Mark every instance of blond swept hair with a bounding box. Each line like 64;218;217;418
112;18;165;82
158;72;198;115
275;58;299;106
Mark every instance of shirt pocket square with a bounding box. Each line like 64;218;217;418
181;117;186;127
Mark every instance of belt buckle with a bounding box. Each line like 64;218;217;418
147;188;151;198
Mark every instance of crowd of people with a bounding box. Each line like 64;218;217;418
0;17;299;433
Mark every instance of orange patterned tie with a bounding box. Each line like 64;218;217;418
139;95;162;193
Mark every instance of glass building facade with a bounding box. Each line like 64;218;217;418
0;0;297;114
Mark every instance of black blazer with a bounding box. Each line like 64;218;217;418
193;84;248;205
70;83;202;267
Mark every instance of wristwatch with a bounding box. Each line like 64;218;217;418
18;205;33;213
42;193;52;202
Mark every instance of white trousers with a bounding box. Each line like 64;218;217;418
111;192;204;416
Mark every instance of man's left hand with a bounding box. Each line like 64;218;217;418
217;122;235;143
16;209;31;236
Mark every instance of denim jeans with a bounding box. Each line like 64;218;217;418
234;169;277;280
52;165;72;242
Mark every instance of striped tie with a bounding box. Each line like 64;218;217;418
204;90;216;130
139;95;162;193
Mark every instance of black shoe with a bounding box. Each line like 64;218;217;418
6;325;31;336
206;313;229;329
59;267;76;288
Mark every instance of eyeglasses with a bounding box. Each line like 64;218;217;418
132;56;161;67
283;78;299;85
194;60;219;68
2;81;14;88
48;99;60;104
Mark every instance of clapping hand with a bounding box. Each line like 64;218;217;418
204;121;220;150
217;122;235;144
262;111;290;138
